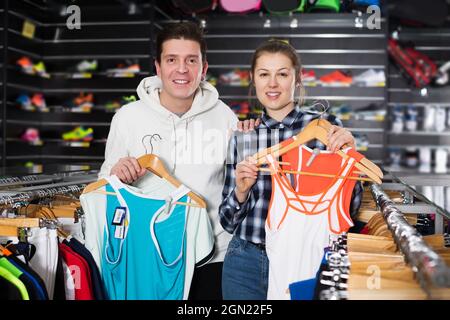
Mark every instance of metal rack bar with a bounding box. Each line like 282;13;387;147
370;184;450;298
0;180;94;206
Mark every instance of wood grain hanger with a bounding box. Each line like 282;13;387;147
82;154;207;208
252;118;383;184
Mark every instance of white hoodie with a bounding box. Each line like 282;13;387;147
99;76;238;263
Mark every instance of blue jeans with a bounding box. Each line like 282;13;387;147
222;236;269;300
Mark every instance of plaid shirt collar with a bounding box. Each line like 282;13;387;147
260;104;304;129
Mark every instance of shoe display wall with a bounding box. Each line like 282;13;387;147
1;0;449;175
1;1;153;166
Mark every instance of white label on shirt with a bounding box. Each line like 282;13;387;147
114;225;125;239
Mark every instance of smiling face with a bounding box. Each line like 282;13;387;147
252;52;298;121
155;38;208;109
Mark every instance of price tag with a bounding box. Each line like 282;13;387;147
22;20;36;39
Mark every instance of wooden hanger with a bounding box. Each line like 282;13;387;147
315;119;384;178
258;167;373;182
82;154;207;208
252;119;383;184
36;207;70;239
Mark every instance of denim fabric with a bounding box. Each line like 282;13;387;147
222;236;269;300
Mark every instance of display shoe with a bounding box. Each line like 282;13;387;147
62;126;94;142
301;70;317;86
404;106;418;132
353;69;386;87
16;94;35;111
423;105;436;131
418;147;432;173
71;93;94;112
391;106;404;133
219;69;250;87
33;61;50;78
17;56;34;75
76;59;98;72
435;148;448;173
31;93;49;112
435;107;447;132
319;70;352;87
107;61;140;77
21;128;42;144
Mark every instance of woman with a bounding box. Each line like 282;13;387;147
218;39;362;300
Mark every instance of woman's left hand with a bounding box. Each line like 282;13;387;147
327;125;356;153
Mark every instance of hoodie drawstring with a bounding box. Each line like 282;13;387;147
170;114;177;174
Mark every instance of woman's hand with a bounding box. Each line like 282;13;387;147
110;157;147;184
237;118;261;133
327;125;356;153
235;157;258;203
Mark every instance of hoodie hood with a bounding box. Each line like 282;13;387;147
136;75;220;119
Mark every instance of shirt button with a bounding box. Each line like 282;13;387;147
236;206;240;210
279;124;284;129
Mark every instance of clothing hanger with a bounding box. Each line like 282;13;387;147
258;167;373;182
82;154;207;208
253;118;383;184
36;207;70;239
316;119;384;179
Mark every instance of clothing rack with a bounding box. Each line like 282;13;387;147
0;181;91;206
370;184;450;298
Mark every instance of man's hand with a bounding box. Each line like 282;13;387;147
237;118;261;133
235;157;258;203
327;125;356;153
110;157;147;184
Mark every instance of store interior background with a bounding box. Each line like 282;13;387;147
0;0;449;178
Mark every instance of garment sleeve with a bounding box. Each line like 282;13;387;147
98;112;129;179
325;113;363;218
218;133;256;234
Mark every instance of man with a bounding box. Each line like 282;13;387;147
99;22;239;299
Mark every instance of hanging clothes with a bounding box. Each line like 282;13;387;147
265;146;364;300
65;237;106;300
80;175;215;300
27;227;59;299
0;265;29;300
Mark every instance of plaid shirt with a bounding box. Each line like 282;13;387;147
219;105;363;245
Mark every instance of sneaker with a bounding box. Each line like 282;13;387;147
62;126;94;142
391;106;404;133
206;73;217;86
435;148;448;173
229;101;250;119
105;100;121;112
405;147;419;168
435;107;447;132
31;94;49;112
21;128;42;144
17;57;34;75
16;94;35;111
319;70;352;87
219;69;250;87
418;147;432;173
330;105;352;120
121;95;137;104
423;105;436;131
71;93;94;112
388;148;402;168
405;106;418;132
353;69;385;87
355;134;369;151
106;61;140;77
33;61;50;78
301;70;317;86
76;59;98;73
